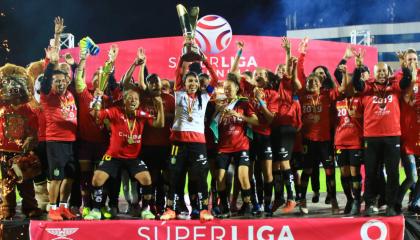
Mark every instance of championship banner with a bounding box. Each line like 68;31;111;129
30;216;403;240
61;35;378;86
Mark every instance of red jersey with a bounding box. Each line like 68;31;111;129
76;88;108;143
334;96;363;149
240;79;278;135
98;107;153;159
40;90;77;141
400;77;420;155
0;104;38;152
272;76;302;128
141;92;175;147
217;100;255;153
300;88;338;141
360;79;402;137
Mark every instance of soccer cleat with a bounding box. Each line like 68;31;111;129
272;198;286;213
218;202;231;219
190;208;200;220
101;207;113;219
251;203;262;216
344;200;354;215
160;208;176;220
199;210;214;221
282;200;297;213
82;207;90;218
239;203;253;218
386;207;398;217
299;200;309;215
312;192;320;203
364;205;375;217
211;206;221;216
48;209;63;221
325;193;331;204
141;210;156;220
264;204;273;217
60;205;77;220
331;198;340;215
350;200;361;216
84;208;101;220
176;211;191;220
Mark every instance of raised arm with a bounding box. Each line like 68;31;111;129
202;52;218;91
122;48;143;90
290;56;302;92
254;88;275;124
297;38;309;88
53;17;65;49
174;58;185;91
75;51;87;93
230;41;244;74
151;96;165;128
41;46;59;95
136;48;147;91
334;45;354;85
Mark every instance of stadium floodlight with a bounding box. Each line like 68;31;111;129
49;33;75;49
350;30;372;46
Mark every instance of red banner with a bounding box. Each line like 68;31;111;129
61;36;378;86
30;216;403;240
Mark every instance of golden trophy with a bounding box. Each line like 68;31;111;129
176;4;202;62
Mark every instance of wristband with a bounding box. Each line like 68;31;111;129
237;49;243;57
258;99;266;107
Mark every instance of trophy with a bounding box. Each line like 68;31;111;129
176;4;202;62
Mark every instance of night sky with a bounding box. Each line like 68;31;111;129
1;0;419;66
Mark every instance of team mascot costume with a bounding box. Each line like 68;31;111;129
0;63;42;219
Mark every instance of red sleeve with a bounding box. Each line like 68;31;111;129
329;87;340;101
245;101;255;117
136;110;154;119
203;59;219;88
174;58;184;91
43;58;50;70
98;107;117;122
240;77;255;97
27;105;39;137
298;53;307;89
267;90;279;112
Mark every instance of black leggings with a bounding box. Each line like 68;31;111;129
168;142;209;211
363;136;400;207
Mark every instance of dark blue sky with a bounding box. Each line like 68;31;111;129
1;0;419;65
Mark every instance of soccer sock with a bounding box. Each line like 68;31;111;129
326;173;337;199
91;186;104;210
351;175;362;201
283;169;295;200
141;185;154;209
341;176;353;201
292;170;301;201
242;188;252;204
300;171;310;200
80;171;93;208
263;181;274;206
273;170;285;201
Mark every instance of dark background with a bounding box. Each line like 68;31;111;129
1;0;419;66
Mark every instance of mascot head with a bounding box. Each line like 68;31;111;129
0;63;32;105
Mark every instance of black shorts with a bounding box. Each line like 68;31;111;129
46;141;77;180
335;149;362;167
271;125;297;162
291;151;304;170
97;155;149;179
78;140;108;165
302;139;334;169
216;151;250;170
250;132;272;161
141;145;170;171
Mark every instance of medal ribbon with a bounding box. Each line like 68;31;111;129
186;95;196;118
125;115;136;142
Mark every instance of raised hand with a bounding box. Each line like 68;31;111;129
153;96;163;105
352;48;366;67
64;53;75;65
253;87;265;100
343;44;355;60
396;50;407;68
281;37;291;52
54;16;65;35
298;37;309;54
108;44;119;62
236;41;244;50
135;47;146;65
45;46;59;63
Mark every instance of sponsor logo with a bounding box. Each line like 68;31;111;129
195;15;233;54
53;168;60;177
46;228;79;240
360;219;387;240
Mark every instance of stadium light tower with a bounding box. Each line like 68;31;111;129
49;33;75;49
350;30;372;46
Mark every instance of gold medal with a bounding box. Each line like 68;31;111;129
186;95;196;122
188;116;193;122
127;137;134;144
313;114;320;123
125;114;136;145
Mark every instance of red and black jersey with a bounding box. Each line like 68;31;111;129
334;95;363;149
272;76;302;129
300;88;339;141
40;90;77;141
141;92;175;147
97;106;153;159
217;100;255;153
359;79;402;137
